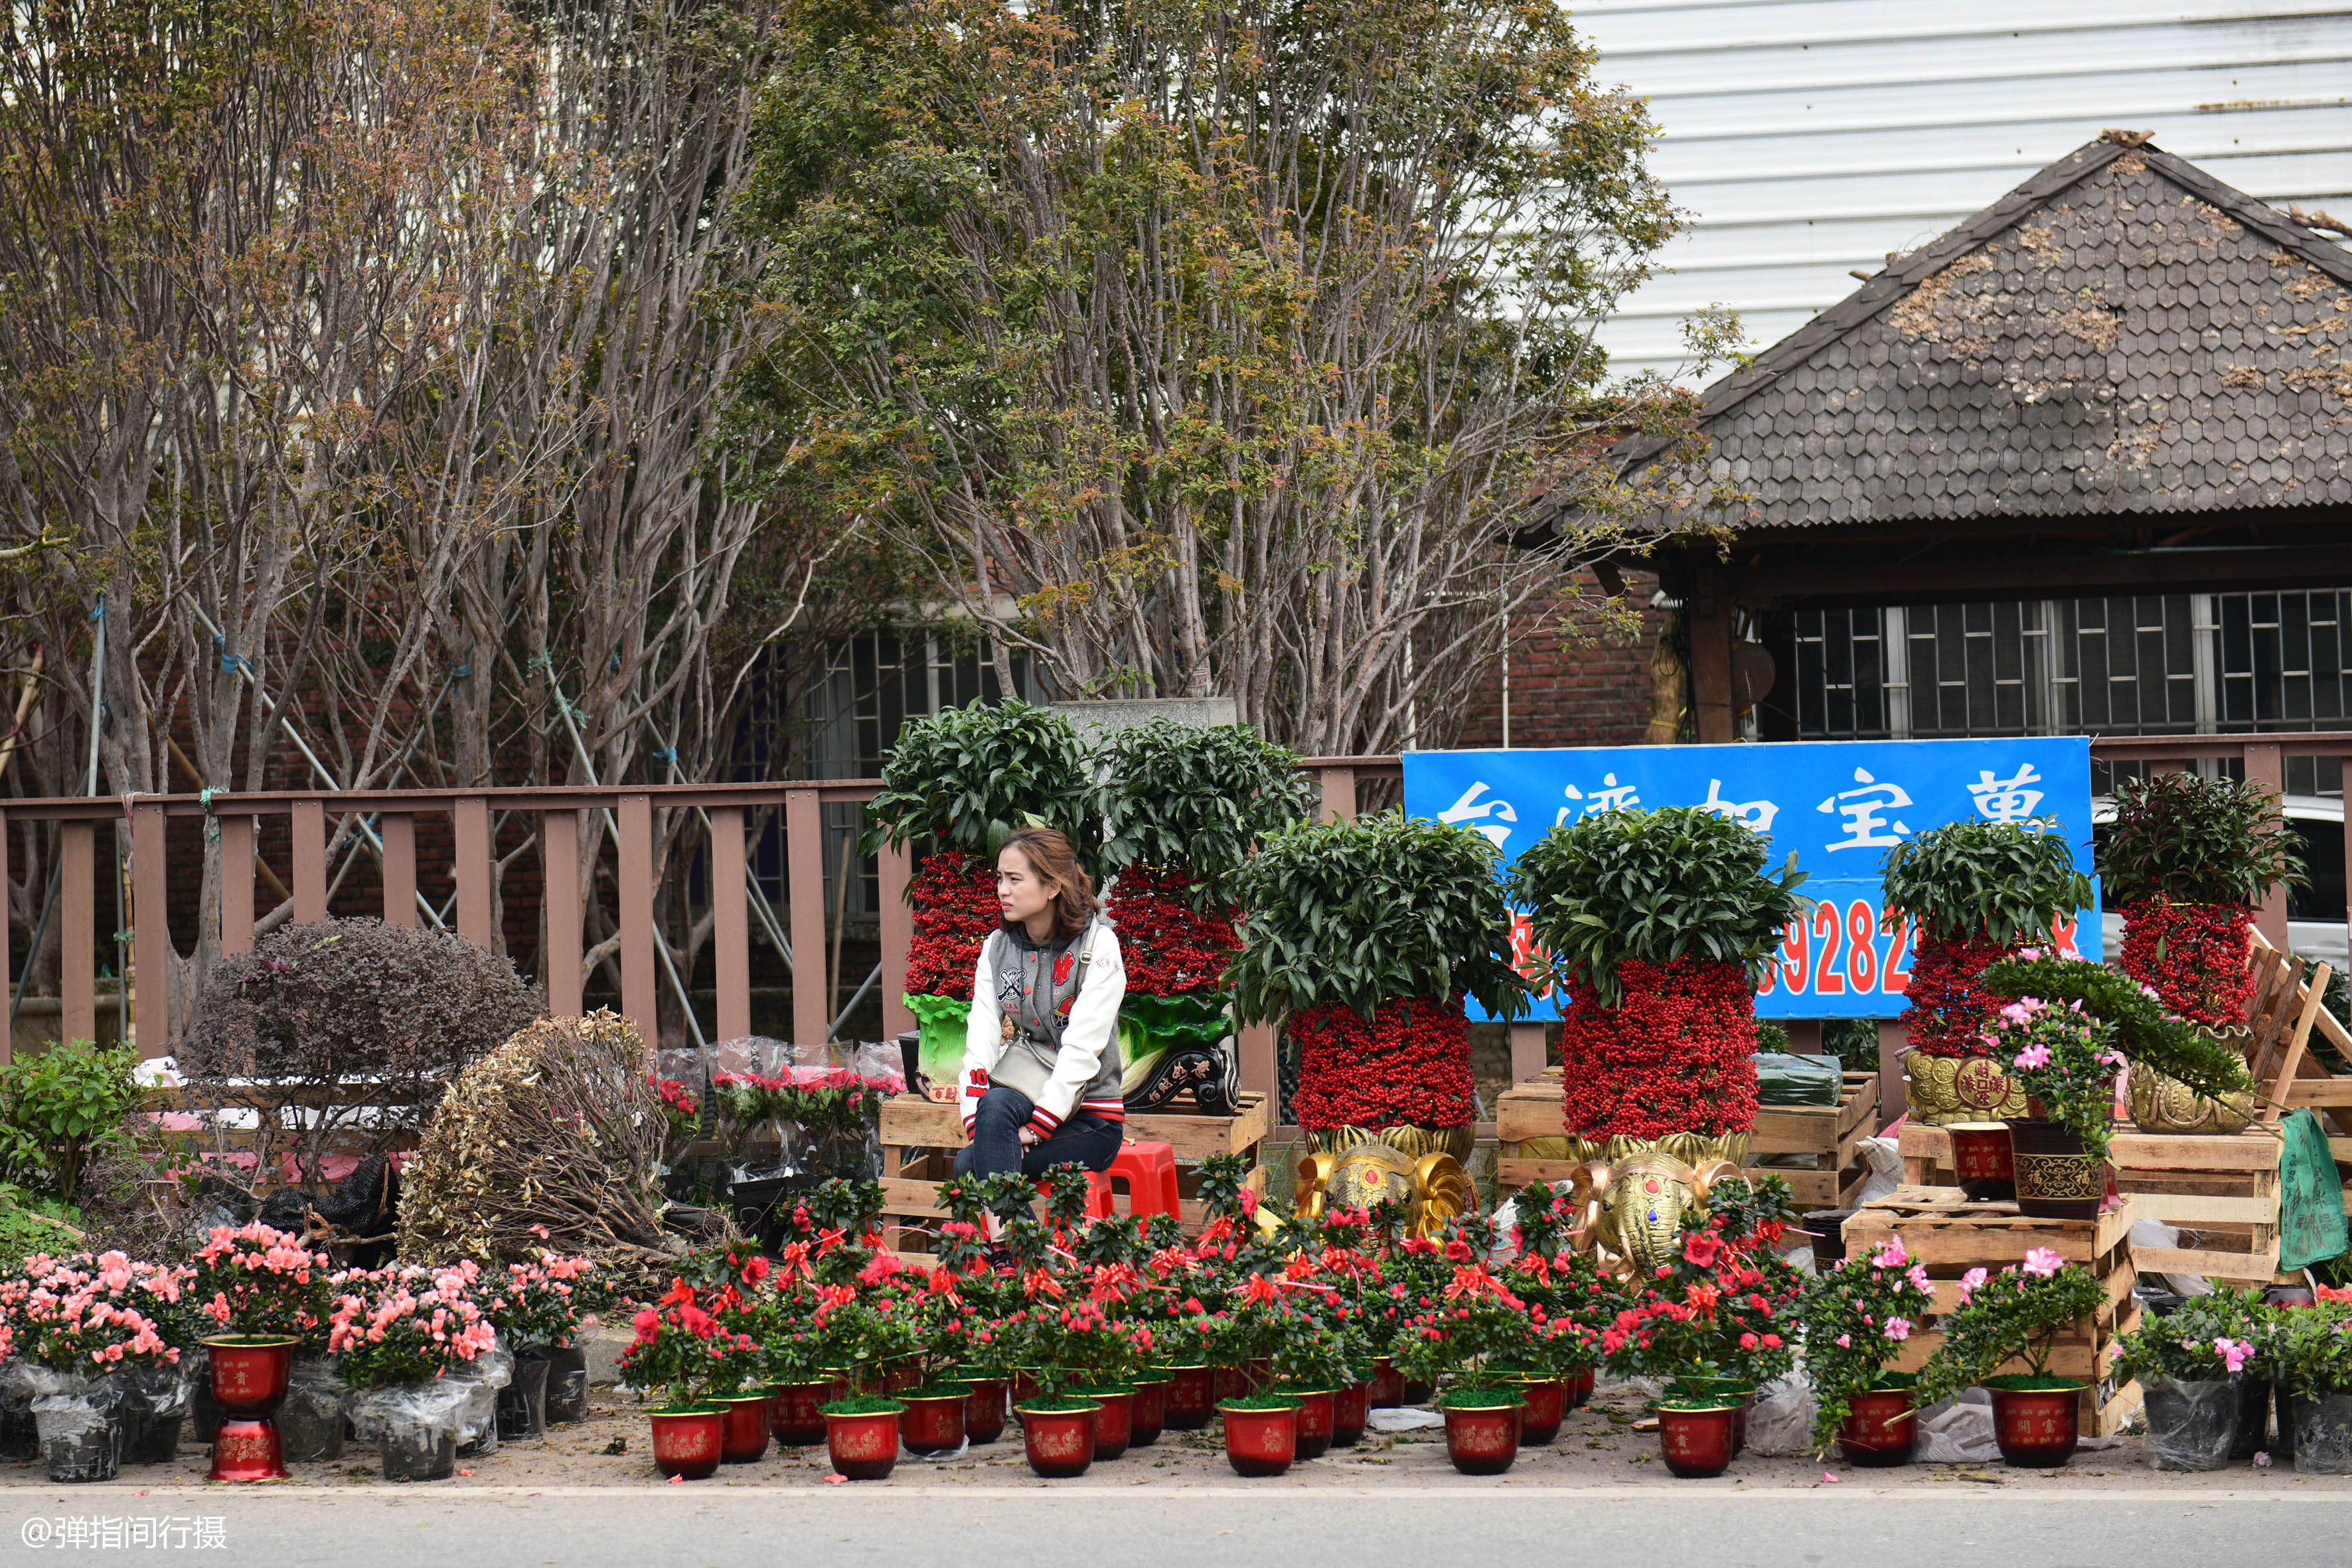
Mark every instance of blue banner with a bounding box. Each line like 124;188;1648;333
1399;738;2099;1020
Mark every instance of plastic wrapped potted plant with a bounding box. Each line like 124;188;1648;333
864;700;1105;1095
1097;720;1315;1113
1800;1232;1936;1465
2271;1292;2352;1475
482;1253;597;1441
1511;806;1809;1188
189;1222;333;1482
330;1263;503;1482
1915;1249;2107;1467
2100;771;2303;1040
1231;812;1528;1166
2114;1296;2258;1472
0;1253;187;1482
1877;819;2093;1125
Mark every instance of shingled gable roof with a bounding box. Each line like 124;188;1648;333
1613;135;2352;528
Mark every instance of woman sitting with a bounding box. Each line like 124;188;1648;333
954;826;1127;1179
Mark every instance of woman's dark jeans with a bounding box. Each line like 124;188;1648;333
954;1085;1123;1179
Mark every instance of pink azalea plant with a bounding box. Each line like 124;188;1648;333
1797;1229;1937;1453
0;1253;188;1372
482;1254;597;1350
189;1223;333;1343
327;1261;500;1389
1981;996;2128;1159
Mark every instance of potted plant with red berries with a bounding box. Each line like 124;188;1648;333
1915;1249;2108;1467
1231;812;1528;1168
1510;807;1808;1255
1800;1231;1937;1465
1877;819;2093;1125
2100;770;2302;1044
864;700;1105;1095
1098;720;1314;1113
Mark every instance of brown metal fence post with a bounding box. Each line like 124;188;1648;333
617;794;659;1051
712;807;751;1042
379;813;417;928
453;797;493;947
785;788;827;1046
60;819;94;1047
878;838;913;1039
291;799;327;922
131;800;168;1057
542;809;583;1018
219;815;256;957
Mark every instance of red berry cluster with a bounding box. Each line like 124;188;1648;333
1290;994;1477;1132
1899;933;2016;1058
904;850;1000;999
1103;867;1239;998
1557;957;1759;1141
2119;898;2254;1030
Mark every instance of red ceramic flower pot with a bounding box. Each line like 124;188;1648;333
1214;1364;1259;1402
204;1337;296;1482
1219;1403;1297;1478
1442;1400;1522;1476
768;1381;838;1446
1658;1403;1739;1479
651;1407;726;1480
1010;1370;1042;1411
1128;1379;1168;1449
961;1377;1008;1444
1018;1404;1097;1478
1162;1367;1215;1430
1513;1378;1566;1446
1366;1358;1405;1409
1287;1389;1336;1460
1565;1369;1595;1409
1948;1121;2017;1200
1987;1380;2082;1467
1077;1389;1133;1460
899;1391;968;1456
825;1409;902;1480
1331;1381;1370;1449
716;1395;772;1464
1837;1385;1918;1467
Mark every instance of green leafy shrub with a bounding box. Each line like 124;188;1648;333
2100;771;2304;906
1227;813;1526;1022
0;1039;145;1205
1879;818;2092;945
0;1182;84;1270
1097;720;1314;899
862;698;1103;866
1508;807;1810;1008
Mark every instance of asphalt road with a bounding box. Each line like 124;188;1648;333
0;1485;2337;1568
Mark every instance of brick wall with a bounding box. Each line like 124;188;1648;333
1452;568;1664;750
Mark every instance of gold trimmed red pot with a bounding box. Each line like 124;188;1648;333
824;1403;905;1481
1219;1401;1298;1478
1162;1366;1215;1430
204;1336;298;1483
1366;1358;1405;1409
1074;1387;1133;1460
1512;1377;1566;1446
1128;1377;1169;1449
959;1376;1008;1444
1946;1121;2016;1200
1986;1378;2082;1467
650;1405;726;1480
1018;1402;1098;1478
1836;1378;1918;1467
1658;1401;1738;1479
1285;1388;1336;1460
1331;1381;1371;1449
1565;1368;1595;1409
768;1378;847;1446
1441;1393;1522;1476
898;1387;969;1456
714;1393;772;1464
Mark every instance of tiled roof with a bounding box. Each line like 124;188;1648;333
1615;137;2352;528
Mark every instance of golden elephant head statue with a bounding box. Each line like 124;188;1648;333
1565;1152;1750;1276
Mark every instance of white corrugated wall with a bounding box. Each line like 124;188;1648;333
1577;0;2352;383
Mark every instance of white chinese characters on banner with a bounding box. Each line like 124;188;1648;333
1967;763;2047;824
1816;767;1913;852
1437;780;1519;847
1698;777;1779;831
1556;772;1639;824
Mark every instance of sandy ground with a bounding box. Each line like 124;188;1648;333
11;1384;2349;1493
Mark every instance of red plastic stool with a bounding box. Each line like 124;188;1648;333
1085;1140;1182;1221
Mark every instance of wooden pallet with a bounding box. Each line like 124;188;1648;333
1842;1186;2142;1437
1494;1067;1877;1208
876;1091;1273;1254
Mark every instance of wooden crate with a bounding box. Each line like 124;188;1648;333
1842;1186;2141;1436
1749;1073;1879;1208
1495;1068;1877;1208
876;1091;1273;1254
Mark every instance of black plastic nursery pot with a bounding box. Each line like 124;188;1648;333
35;1401;121;1484
497;1354;550;1443
380;1421;460;1482
544;1343;591;1425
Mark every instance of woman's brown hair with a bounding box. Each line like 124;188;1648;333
999;826;1099;939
